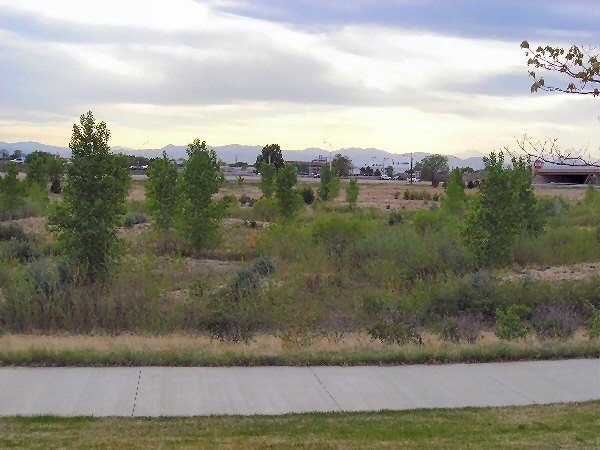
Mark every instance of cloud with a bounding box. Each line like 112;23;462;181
0;0;597;154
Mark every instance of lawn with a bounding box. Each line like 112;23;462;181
1;401;598;448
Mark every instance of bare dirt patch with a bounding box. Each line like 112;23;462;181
502;262;600;282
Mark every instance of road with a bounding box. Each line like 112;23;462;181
0;359;598;416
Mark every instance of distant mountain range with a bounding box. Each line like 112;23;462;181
0;141;487;170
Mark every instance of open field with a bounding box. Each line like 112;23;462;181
2;174;600;366
1;401;598;448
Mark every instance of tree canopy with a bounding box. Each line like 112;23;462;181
331;154;353;177
47;111;131;283
415;154;449;182
255;144;284;170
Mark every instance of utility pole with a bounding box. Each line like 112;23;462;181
409;152;413;185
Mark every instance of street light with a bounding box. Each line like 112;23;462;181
323;141;333;169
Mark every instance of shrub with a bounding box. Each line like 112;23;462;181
346;177;359;206
0;239;38;263
436;314;484;344
388;211;404;226
312;214;365;259
394;191;400;199
124;212;148;228
26;257;60;295
239;194;251;206
413;209;445;235
204;269;265;342
495;304;530;341
252;255;276;276
531;305;578;341
403;190;432;201
368;307;422;345
253;198;279;221
0;223;27;242
299;186;315;204
587;309;600;339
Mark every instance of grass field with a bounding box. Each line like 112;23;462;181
1;401;598;448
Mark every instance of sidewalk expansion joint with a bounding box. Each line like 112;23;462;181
309;367;342;411
131;368;142;417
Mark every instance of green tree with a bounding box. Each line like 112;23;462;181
346;176;359;206
0;162;25;219
441;168;466;215
385;166;394;177
318;165;340;201
146;151;179;231
331;154;353;177
464;152;543;267
258;163;276;199
24;152;50;189
521;41;599;96
274;164;303;218
47;111;131;283
415;154;449;183
176;139;227;251
255;144;285;170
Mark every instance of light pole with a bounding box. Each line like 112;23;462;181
323;141;333;169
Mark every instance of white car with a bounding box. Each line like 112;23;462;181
10;157;25;164
379;175;392;180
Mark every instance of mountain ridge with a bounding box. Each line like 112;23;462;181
1;141;487;170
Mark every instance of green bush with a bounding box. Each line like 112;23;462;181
203;269;266;342
312;214;365;259
388;211;404;226
413;209;446;235
124;212;148;228
239;194;251;206
252;256;276;276
253;198;279;221
587;309;600;339
299;186;315;205
495;304;530;341
368;307;422;345
0;223;27;242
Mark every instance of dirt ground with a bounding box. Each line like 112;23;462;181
501;262;600;282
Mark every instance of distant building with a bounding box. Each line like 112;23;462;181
310;155;329;175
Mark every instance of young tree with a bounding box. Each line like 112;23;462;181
47;111;131;283
385;166;394;177
414;154;449;183
24;151;50;188
332;154;353;177
346;177;359;206
146;151;179;231
0;162;25;219
255;144;285;170
274;164;303;218
176;139;227;251
318;165;340;201
258;163;276;199
464;152;543;267
442;168;466;215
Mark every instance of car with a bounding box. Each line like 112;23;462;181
10;157;25;164
141;164;149;170
379;175;392;180
313;173;320;178
409;177;421;183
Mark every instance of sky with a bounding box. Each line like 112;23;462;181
1;0;599;155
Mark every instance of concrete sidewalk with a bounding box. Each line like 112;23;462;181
0;359;598;417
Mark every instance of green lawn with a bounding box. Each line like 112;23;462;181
1;402;598;449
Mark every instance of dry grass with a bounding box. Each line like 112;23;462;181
0;330;591;355
501;262;600;282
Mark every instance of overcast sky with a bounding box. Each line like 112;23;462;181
1;0;599;155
